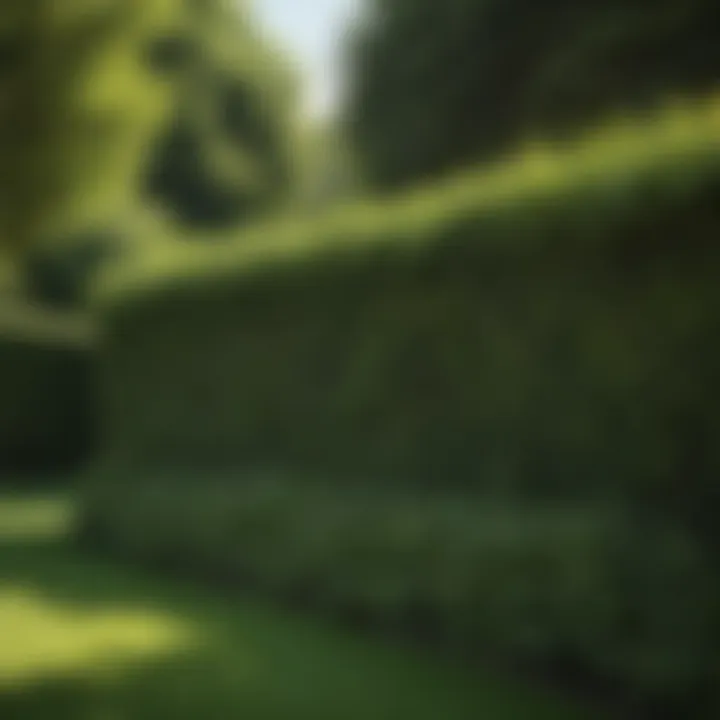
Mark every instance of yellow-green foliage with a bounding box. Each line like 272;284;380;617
143;0;300;229
22;204;180;310
0;303;95;477
0;0;185;253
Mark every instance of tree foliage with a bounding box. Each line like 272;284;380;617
0;0;183;255
12;0;296;307
344;0;720;192
143;0;299;231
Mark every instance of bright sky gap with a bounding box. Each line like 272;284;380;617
250;0;362;119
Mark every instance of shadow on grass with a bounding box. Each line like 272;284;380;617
0;495;596;720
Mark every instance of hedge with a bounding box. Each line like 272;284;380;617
78;474;718;715
0;303;96;478
95;95;720;309
93;96;720;507
83;94;720;714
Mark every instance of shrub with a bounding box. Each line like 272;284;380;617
0;303;95;478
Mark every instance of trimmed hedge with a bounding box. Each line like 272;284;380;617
84;94;720;713
94;97;720;510
0;304;96;478
96;95;720;308
79;475;718;714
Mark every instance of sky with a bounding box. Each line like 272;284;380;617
250;0;363;119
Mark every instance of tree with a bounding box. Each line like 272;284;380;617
344;0;720;193
0;0;183;260
22;205;176;309
527;1;720;134
18;0;298;308
143;0;300;231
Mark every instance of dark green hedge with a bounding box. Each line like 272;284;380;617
95;101;720;521
0;306;96;477
78;475;718;714
85;96;720;713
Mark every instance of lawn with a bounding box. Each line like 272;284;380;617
0;492;597;720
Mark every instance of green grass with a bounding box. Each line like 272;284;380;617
0;493;597;720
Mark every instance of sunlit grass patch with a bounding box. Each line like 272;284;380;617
0;493;596;719
0;586;201;688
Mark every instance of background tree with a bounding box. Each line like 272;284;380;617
21;206;175;309
16;0;298;308
343;0;720;193
292;117;363;214
0;0;183;261
143;0;300;231
526;1;720;134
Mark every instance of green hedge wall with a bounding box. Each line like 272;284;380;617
95;98;720;511
84;95;720;713
0;305;96;478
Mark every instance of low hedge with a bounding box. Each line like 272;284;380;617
78;475;718;714
0;304;96;477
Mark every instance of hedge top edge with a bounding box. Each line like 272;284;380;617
94;93;720;311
